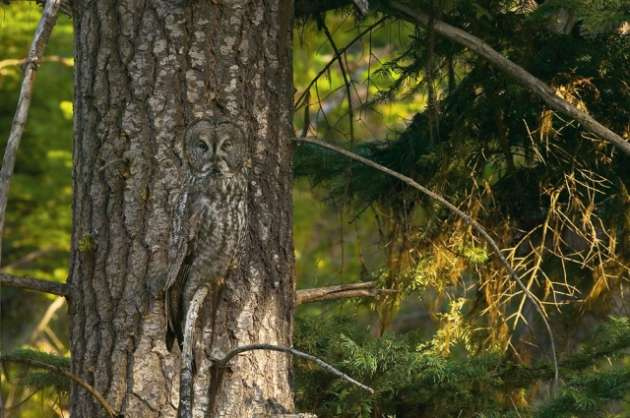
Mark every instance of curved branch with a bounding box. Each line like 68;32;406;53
178;285;209;418
1;355;117;417
293;136;559;386
0;0;62;267
0;273;68;297
213;344;374;394
389;1;630;156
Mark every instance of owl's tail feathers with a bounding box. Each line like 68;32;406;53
165;327;176;352
165;317;184;352
165;289;184;352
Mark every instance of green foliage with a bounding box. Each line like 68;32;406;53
532;0;630;36
1;4;73;415
1;1;629;417
2;349;71;396
22;370;70;393
536;368;630;418
294;315;630;417
6;348;71;369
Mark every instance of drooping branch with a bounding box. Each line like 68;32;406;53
293;136;559;386
296;281;397;305
213;344;375;394
0;0;62;267
389;1;630;156
0;272;68;297
1;355;117;417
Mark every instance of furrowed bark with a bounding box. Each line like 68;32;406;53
70;1;295;416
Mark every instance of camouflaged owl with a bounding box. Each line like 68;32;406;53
164;118;248;351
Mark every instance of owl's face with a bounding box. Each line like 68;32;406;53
184;119;246;177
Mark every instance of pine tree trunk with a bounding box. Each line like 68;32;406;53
68;1;295;416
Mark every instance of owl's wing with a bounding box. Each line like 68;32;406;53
164;197;208;351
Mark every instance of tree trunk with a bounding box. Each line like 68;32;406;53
68;1;295;416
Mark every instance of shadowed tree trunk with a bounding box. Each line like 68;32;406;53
69;1;295;416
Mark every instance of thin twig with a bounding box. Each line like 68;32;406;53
0;0;62;267
295;17;388;110
0;272;68;297
293;136;560;386
213;344;374;394
1;355;117;417
178;285;209;418
296;281;397;305
29;296;65;343
320;18;355;142
389;1;630;156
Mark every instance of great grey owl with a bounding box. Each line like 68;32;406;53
164;118;248;351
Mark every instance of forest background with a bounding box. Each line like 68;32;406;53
0;1;629;417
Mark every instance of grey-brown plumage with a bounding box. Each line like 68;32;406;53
164;118;247;351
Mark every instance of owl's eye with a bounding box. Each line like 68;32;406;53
196;141;209;152
223;141;232;149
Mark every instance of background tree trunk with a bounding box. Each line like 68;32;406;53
69;1;295;416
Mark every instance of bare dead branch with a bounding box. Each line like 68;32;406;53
389;1;630;157
178;285;209;418
296;281;397;305
293;136;559;386
295;17;388;110
1;355;117;417
0;0;62;267
0;55;73;72
0;273;68;297
213;344;374;394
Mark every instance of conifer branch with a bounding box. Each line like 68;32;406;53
213;344;375;394
0;273;68;297
0;0;62;267
389;1;630;157
293;136;560;386
1;354;117;417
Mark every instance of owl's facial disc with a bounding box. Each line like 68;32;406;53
185;119;246;178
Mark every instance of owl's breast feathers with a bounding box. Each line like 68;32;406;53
165;174;247;351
